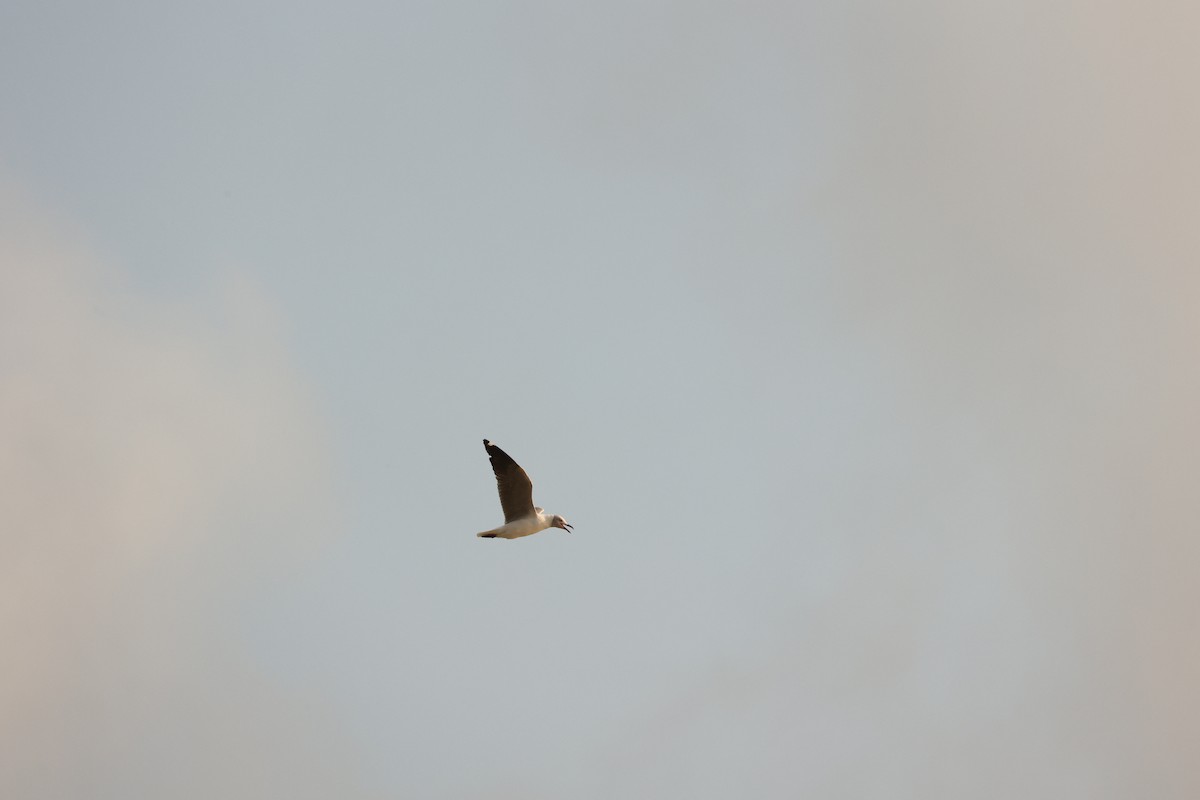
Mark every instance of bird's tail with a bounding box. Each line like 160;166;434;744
477;531;499;538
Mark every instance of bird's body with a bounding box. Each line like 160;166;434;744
477;439;572;540
477;509;551;540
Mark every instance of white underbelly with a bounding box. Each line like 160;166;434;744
494;516;548;539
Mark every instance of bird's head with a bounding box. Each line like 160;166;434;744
551;515;574;533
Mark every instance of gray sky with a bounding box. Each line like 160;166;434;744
3;2;1198;798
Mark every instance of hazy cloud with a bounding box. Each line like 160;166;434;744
0;189;365;799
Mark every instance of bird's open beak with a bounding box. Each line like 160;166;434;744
564;523;574;532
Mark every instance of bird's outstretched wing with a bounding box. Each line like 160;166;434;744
483;439;536;522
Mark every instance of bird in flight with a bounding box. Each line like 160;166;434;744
477;439;573;539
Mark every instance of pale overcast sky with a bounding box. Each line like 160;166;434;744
2;2;1198;798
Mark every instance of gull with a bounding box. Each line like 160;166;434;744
477;439;573;539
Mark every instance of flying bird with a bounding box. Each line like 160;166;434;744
477;439;573;539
